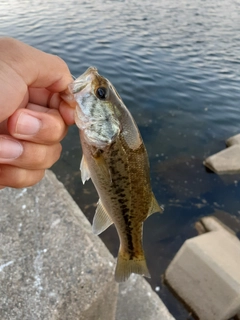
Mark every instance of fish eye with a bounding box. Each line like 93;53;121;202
96;87;107;100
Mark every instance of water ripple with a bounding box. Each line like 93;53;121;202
1;0;240;318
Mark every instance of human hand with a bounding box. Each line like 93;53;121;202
0;37;75;189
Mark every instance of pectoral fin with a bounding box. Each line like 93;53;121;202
92;200;113;235
80;155;91;184
148;193;164;217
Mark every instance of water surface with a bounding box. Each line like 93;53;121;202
1;0;240;318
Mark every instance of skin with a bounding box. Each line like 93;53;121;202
0;37;75;189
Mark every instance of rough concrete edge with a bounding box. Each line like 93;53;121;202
117;274;175;320
0;170;120;320
45;170;119;319
45;170;93;231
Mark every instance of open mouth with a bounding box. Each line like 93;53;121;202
69;66;98;94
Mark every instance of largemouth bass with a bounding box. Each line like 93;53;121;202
65;67;163;282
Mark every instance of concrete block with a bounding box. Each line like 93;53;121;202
200;216;236;235
0;170;118;320
116;274;175;320
226;133;240;146
165;230;240;320
203;145;240;174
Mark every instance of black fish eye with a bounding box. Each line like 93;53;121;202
96;87;107;100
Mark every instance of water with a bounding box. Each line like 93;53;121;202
1;0;240;318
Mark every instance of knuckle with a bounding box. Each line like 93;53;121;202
14;169;28;188
0;165;45;188
44;111;67;142
52;55;69;72
15;169;45;188
51;121;65;141
37;143;62;169
34;146;49;168
26;170;45;187
49;143;62;167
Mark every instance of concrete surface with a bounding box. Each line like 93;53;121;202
0;170;174;320
165;220;240;320
226;133;240;146
0;170;118;320
203;144;240;174
116;274;175;320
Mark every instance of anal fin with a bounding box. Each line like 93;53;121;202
80;155;91;184
92;200;113;235
148;193;164;217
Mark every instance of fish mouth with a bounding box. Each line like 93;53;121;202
69;66;99;94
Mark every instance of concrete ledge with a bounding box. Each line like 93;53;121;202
0;170;118;320
165;218;240;320
116;274;175;320
0;170;174;320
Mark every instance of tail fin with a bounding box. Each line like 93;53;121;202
115;251;150;283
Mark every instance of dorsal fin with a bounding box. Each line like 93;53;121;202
92;200;113;235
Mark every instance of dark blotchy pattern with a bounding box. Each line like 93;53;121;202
88;133;152;260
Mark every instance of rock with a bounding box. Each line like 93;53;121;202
116;274;175;320
203;145;240;174
226;133;240;146
165;226;240;320
0;170;175;320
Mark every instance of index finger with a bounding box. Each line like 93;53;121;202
0;37;73;123
0;37;73;91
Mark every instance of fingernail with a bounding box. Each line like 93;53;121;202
0;138;23;160
16;113;42;135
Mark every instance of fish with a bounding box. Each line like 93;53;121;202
64;67;163;282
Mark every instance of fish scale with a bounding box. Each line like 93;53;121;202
63;67;163;282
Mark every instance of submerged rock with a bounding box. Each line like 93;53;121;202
226;133;240;147
203;144;240;174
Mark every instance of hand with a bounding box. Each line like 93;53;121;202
0;37;75;189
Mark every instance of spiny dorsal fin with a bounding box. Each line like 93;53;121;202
80;155;91;184
148;193;164;217
92;200;113;235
